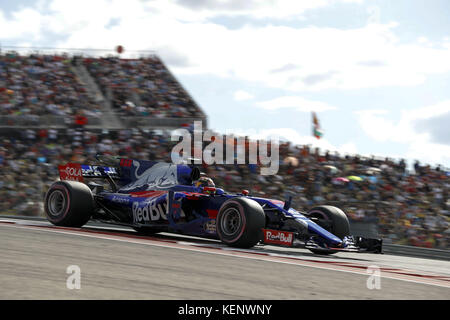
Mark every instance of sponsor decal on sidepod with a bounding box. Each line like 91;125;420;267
263;229;294;246
133;200;167;223
132;199;186;223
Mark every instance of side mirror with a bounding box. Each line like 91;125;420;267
283;196;292;210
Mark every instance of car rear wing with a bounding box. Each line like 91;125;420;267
58;163;119;182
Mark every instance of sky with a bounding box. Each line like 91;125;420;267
1;0;449;168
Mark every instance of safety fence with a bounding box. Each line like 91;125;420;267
0;115;102;128
0;115;206;129
120;116;207;129
382;243;450;261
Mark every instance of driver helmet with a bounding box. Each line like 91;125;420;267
195;176;215;188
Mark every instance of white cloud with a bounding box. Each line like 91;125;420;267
233;90;254;101
354;109;397;142
407;100;450;120
255;96;337;112
174;21;450;91
339;142;358;155
417;36;428;44
0;8;44;40
153;0;363;21
355;101;450;166
2;1;450;92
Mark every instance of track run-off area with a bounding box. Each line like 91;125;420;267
0;217;449;299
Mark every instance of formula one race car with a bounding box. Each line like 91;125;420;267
44;156;382;255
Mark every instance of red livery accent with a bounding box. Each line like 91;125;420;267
120;158;132;167
206;209;218;219
129;190;167;198
181;192;205;200
58;163;83;182
263;229;294;246
203;186;216;193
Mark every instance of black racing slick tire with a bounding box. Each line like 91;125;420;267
307;205;350;255
216;197;265;249
44;181;94;227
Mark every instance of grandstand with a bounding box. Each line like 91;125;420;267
0;51;207;130
0;51;448;250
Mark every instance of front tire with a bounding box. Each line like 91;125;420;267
307;205;350;255
44;181;94;227
216;197;265;248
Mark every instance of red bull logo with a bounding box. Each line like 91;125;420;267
263;229;294;246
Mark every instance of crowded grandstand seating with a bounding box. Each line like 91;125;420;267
83;56;202;118
0;52;102;123
0;128;448;249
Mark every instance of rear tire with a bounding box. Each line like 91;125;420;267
307;205;350;255
44;181;94;227
216;197;265;248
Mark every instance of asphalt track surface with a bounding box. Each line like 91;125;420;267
0;217;449;299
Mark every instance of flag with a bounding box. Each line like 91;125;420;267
312;112;323;139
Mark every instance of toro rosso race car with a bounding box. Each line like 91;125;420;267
44;156;382;255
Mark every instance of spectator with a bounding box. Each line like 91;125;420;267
0;52;103;119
